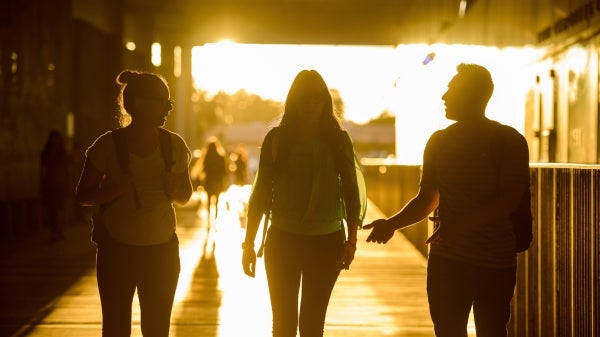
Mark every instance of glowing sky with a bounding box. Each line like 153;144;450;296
192;42;402;124
191;42;543;162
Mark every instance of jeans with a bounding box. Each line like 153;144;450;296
264;226;343;337
427;254;517;337
96;235;180;337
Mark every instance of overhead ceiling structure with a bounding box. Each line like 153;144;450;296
124;0;541;47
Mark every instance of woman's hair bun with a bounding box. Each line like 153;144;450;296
116;70;140;85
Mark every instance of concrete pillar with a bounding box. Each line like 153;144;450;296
172;44;194;149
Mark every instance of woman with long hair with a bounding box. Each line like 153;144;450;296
242;69;364;337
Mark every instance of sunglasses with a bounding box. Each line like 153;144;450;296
140;95;174;109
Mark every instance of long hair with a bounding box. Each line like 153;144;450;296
277;70;343;155
203;137;226;160
280;70;342;133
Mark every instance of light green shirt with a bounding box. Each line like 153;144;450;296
271;137;344;235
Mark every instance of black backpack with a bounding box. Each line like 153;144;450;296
490;124;533;253
91;127;174;244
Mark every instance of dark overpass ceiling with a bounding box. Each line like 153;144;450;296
124;0;539;47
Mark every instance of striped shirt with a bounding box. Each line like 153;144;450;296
421;118;530;268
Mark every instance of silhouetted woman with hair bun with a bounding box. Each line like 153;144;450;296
76;69;193;337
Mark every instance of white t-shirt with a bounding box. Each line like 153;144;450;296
87;129;191;245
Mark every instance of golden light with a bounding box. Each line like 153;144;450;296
191;42;403;124
11;52;18;73
191;41;543;164
151;42;161;67
173;220;205;302
458;0;468;18
391;43;543;164
173;46;182;78
125;41;136;51
66;112;74;138
216;38;236;45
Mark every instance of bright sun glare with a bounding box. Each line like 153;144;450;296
191;41;543;163
192;42;403;124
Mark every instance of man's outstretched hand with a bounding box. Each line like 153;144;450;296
363;218;396;244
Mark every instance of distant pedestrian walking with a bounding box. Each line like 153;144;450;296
39;129;70;241
231;145;249;185
199;137;228;222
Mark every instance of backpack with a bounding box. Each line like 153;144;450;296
490;123;533;253
91;127;174;244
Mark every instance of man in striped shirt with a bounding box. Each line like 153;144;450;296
364;63;530;337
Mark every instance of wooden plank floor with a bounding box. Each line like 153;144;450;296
1;186;474;337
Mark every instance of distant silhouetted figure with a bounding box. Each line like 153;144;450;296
75;70;193;337
242;69;366;337
364;63;530;337
40;129;69;241
231;145;249;185
200;137;228;222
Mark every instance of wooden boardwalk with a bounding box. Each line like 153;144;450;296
1;185;464;337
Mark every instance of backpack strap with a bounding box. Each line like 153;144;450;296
488;122;533;252
489;122;505;171
330;130;367;227
158;127;174;172
112;127;174;172
256;129;278;258
95;129;127;223
111;128;130;173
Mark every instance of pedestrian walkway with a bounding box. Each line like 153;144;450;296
0;186;463;337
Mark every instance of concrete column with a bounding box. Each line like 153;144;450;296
172;44;194;148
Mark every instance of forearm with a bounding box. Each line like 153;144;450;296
243;209;263;246
169;191;192;205
244;175;272;246
76;183;123;206
168;183;193;205
165;172;193;205
388;193;438;230
342;176;362;240
346;222;358;244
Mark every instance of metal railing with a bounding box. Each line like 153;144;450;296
361;160;599;337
